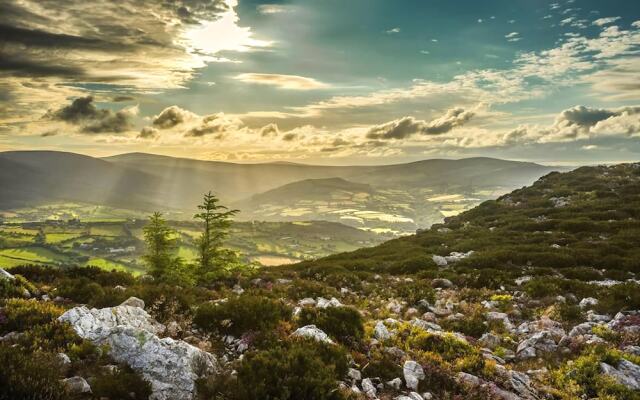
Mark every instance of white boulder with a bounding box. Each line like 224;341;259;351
403;360;425;391
291;325;334;344
58;299;217;400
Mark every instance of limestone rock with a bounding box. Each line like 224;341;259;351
0;268;14;280
374;321;392;341
120;296;145;309
600;359;640;390
59;304;217;400
62;376;92;394
403;360;425;391
291;325;334;344
362;378;377;398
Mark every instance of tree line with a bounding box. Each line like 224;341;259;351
142;191;239;285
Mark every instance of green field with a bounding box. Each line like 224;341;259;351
83;257;144;276
0;246;70;266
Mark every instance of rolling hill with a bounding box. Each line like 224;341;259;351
1;151;561;231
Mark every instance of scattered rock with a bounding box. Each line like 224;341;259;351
316;297;342;308
578;297;598;309
0;268;14;280
362;378;377;398
431;278;454;289
600;359;640;390
62;376;92;394
120;296;145;309
57;352;71;366
348;368;362;382
374;321;392;341
403;360;425;391
387;377;402;389
291;325;334;344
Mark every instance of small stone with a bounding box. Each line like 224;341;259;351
348;368;362;381
362;378;377;398
579;297;598;309
62;376;92;394
403;360;425;391
291;325;334;344
374;321;392;341
57;352;71;365
120;296;145;309
386;377;402;389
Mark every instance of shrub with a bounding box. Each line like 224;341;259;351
194;295;291;337
361;347;403;381
551;346;640;399
0;346;66;400
440;312;487;338
297;307;364;344
394;281;436;305
0;299;64;334
91;366;152;400
199;338;349;400
408;332;476;361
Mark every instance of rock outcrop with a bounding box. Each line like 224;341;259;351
58;298;217;400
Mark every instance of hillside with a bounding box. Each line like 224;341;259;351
2;162;640;400
297;162;640;273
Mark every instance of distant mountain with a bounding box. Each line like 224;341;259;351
0;151;162;210
0;151;562;230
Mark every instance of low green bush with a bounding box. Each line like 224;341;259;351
0;346;66;400
0;299;64;334
199;338;349;400
297;306;364;344
194;295;291;337
91;366;152;400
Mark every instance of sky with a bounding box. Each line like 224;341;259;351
0;0;639;165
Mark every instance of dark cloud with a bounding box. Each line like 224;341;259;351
366;108;475;139
557;105;617;128
282;133;298;141
259;123;279;137
0;23;126;50
46;96;135;133
112;95;136;102
138;126;159;139
185;113;243;138
153;106;194;129
0;55;85;78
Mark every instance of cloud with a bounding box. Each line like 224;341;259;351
499;105;640;145
259;123;279;137
366;108;475;140
138;126;159;139
185;113;244;138
282;133;298;141
45;96;136;133
152;106;197;129
593;17;621;26
505;32;521;42
257;4;293;14
0;0;270;128
385;27;400;34
584;58;640;101
233;73;329;90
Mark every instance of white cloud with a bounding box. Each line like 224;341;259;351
386;27;401;34
233;73;329;90
593;17;621;26
257;4;294;14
